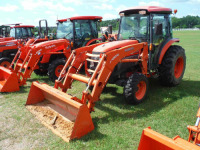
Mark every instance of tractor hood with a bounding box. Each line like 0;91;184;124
93;40;138;53
0;40;18;52
0;39;18;46
28;39;70;54
0;37;14;42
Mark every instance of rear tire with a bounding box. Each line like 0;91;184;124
159;45;186;86
0;57;12;68
123;73;148;105
48;59;66;82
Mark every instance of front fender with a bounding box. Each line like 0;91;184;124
35;39;70;64
86;38;101;46
158;38;179;64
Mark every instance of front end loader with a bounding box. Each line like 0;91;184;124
138;104;200;149
138;127;200;150
25;6;186;141
26;40;148;141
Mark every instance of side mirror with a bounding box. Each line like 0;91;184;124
154;23;163;35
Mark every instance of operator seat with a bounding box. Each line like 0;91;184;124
82;33;90;46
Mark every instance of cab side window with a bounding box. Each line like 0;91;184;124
152;14;169;45
10;28;15;38
74;20;93;48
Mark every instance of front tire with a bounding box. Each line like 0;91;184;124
123;73;149;105
159;45;186;86
34;69;48;76
0;57;12;68
48;59;66;82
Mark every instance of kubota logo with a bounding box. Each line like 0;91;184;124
6;42;16;47
36;49;42;55
110;54;119;64
45;45;56;49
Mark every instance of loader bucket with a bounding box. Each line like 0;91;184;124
26;81;94;142
0;66;19;92
138;127;200;150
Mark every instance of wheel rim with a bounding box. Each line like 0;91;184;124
174;57;184;79
0;61;10;68
135;81;146;100
55;65;65;77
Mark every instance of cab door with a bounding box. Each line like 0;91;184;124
151;14;171;68
73;20;94;49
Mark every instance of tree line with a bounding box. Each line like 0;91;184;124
172;16;200;28
33;15;200;35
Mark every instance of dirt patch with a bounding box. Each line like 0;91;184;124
26;101;75;142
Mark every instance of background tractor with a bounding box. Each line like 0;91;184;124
0;16;103;92
0;21;48;68
37;16;103;81
0;25;11;39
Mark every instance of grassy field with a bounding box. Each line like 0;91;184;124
0;30;200;150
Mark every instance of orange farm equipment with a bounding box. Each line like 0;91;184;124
25;6;186;141
0;16;103;92
138;127;200;150
138;105;200;149
39;16;103;81
187;104;200;146
0;21;48;68
0;39;69;92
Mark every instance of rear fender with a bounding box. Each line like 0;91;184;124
158;38;179;64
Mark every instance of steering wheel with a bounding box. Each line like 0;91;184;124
64;32;72;39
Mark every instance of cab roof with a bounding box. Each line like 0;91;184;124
13;25;34;28
120;6;172;14
57;16;102;23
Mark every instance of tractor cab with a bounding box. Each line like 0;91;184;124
119;6;173;69
57;16;102;49
10;24;34;39
0;25;10;38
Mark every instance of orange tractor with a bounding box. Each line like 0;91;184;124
0;21;48;68
138;104;200;149
0;16;103;92
25;6;186;142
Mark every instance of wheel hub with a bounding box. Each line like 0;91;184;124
174;57;184;79
135;81;146;100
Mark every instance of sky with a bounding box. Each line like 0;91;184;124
0;0;199;26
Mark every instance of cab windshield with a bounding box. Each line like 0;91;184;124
57;21;73;39
118;14;149;42
10;27;33;39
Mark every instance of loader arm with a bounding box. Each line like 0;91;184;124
56;42;148;111
0;39;69;92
